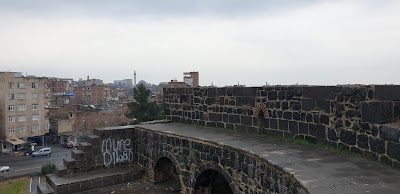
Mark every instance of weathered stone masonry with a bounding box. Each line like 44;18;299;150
134;126;308;194
51;125;308;194
163;85;400;169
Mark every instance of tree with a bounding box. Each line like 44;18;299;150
126;84;164;124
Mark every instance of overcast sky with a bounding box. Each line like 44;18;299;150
0;0;399;86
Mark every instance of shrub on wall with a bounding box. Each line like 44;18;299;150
41;162;56;175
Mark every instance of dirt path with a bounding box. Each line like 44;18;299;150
78;179;181;194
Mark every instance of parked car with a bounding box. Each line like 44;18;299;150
32;147;51;157
0;166;10;172
63;142;73;148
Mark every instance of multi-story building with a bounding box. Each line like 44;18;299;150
113;79;133;87
166;79;189;88
74;84;106;104
47;78;73;94
183;71;199;87
0;72;50;152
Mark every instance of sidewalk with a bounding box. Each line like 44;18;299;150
139;123;400;194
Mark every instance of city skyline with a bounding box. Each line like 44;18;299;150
1;0;400;86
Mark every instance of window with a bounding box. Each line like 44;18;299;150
19;126;27;132
32;125;40;131
32;82;39;88
8;116;15;123
18;104;26;111
32;114;40;120
8;93;14;100
17;82;25;88
32;104;39;110
32;93;39;99
18;115;26;122
8;82;14;88
9;127;16;133
8;105;15;111
18;93;26;99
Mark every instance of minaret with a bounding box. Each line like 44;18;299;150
134;70;137;86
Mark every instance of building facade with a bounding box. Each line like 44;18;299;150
183;71;199;87
113;79;133;87
74;84;107;105
0;72;50;152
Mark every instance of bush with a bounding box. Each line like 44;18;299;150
41;162;56;175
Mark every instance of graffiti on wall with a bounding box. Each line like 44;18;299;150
101;138;134;167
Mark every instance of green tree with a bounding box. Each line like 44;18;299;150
126;84;164;124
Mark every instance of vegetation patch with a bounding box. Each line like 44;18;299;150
41;162;56;175
0;176;29;194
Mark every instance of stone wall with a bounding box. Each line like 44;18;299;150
163;85;400;169
46;126;141;194
134;126;308;194
59;126;136;176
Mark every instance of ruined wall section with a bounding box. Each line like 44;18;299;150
58;126;136;177
164;85;400;169
134;126;308;194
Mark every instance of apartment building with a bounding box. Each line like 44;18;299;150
74;84;107;104
47;78;73;94
0;72;50;152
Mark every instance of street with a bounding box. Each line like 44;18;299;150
0;144;71;178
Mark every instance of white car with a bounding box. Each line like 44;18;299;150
0;166;10;172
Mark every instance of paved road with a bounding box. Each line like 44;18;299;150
0;145;71;178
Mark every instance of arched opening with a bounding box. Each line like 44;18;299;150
194;169;233;194
154;157;179;183
254;103;269;132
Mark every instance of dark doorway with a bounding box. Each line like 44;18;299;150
194;169;233;194
154;157;179;183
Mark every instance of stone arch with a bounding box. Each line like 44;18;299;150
154;157;178;183
253;103;269;119
254;103;269;132
193;163;234;194
152;152;186;191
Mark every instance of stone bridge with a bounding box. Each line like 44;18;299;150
38;122;400;194
135;123;306;194
135;123;400;194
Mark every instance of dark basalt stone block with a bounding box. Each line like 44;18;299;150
340;130;356;145
303;86;336;100
387;142;400;161
228;114;240;124
374;85;400;101
361;102;393;124
289;121;299;133
268;91;277;100
380;126;400;142
327;128;338;141
369;137;385;154
357;134;369;149
244;87;258;97
279;119;288;131
302;99;315;111
233;87;245;96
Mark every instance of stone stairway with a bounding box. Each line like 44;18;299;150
36;133;143;194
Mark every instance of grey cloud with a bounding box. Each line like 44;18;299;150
0;0;318;18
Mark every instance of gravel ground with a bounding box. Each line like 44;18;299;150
78;179;181;194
